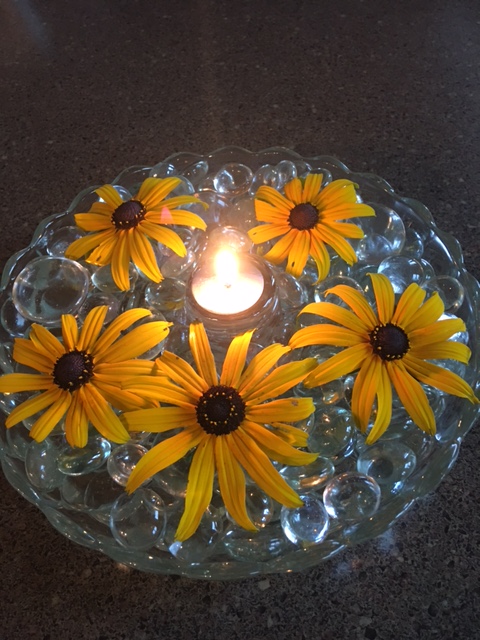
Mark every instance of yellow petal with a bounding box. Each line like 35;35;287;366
86;234;118;266
320;203;375;220
93;308;152;358
79;384;130;443
302;173;323;202
100;321;171;363
110;231;131;291
123;377;197;408
95;359;157;378
5;386;62;428
149;194;207;212
254;200;289;224
95;184;123;209
403;354;479;403
77;306;108;352
304;343;371;388
88;202;112;215
248;223;291;244
238;343;290;397
126;427;204;493
315;179;358;209
403;291;445;333
283;177;303;203
189;322;217;387
92;378;154;411
313;225;357;265
122;406;197;433
411;341;471;364
215;435;256;531
61;315;79;352
365;363;393;444
309;233;330;283
386;361;436;435
286;230;310;278
137;177;181;208
154;350;208;396
370;273;395;324
128;229;162;283
175;436;215;541
324;284;378;329
255;185;293;214
139;220;187;257
29;324;64;360
0;373;53;393
241;420;318;466
320;221;364;239
29;391;72;442
270;421;309;447
298;302;369;334
65;230;115;261
351;356;383;432
391;282;426;326
288;325;365;349
220;330;254;388
245;358;317;404
12;338;54;373
74;213;112;232
263;229;298;264
230;430;303;508
64;392;89;448
409;318;466;346
146;208;207;231
246;397;315;423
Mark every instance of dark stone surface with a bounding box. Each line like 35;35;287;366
1;1;479;638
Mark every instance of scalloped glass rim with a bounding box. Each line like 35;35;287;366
0;147;479;580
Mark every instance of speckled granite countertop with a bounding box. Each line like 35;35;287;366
1;1;479;638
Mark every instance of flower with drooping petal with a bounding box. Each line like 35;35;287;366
122;322;318;541
65;177;207;291
0;306;171;447
289;273;479;443
248;173;375;282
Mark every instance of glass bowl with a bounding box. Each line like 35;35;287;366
0;147;478;579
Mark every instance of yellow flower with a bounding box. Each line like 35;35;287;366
248;173;375;282
290;273;479;443
65;177;207;291
0;306;171;447
122;322;318;541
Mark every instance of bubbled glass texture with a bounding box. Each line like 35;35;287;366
0;147;479;580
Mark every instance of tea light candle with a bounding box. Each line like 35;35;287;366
191;249;265;315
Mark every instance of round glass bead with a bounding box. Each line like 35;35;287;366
57;436;111;476
213;163;253;196
107;443;148;487
280;456;335;492
25;440;65;491
323;472;381;522
357;441;416;493
280;495;330;546
110;488;166;551
12;257;90;325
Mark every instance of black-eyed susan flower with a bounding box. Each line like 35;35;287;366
289;273;479;443
122;322;318;541
65;177;207;291
0;306;171;448
248;173;375;282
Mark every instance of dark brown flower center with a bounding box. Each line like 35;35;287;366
288;203;319;230
111;200;146;230
196;385;246;435
370;323;410;361
53;349;94;391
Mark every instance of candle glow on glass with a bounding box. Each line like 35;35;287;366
191;249;265;315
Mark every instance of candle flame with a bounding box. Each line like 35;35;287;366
214;249;238;288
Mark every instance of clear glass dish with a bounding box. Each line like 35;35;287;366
0;147;478;579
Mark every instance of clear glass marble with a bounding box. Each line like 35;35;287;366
0;148;478;579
